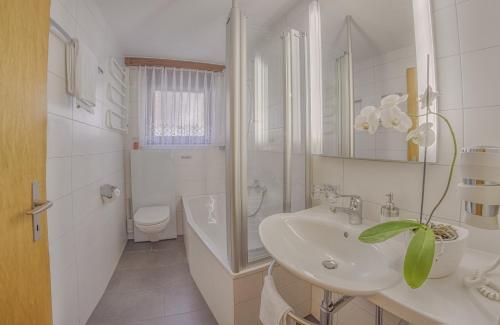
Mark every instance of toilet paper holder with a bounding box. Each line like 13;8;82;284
100;184;121;203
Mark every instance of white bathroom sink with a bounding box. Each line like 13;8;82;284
259;209;404;296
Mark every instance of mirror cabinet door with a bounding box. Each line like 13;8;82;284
316;0;437;162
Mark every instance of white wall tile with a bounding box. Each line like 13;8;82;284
437;109;464;165
47;114;73;158
424;164;462;221
47;194;74;245
338;300;375;325
436;55;463;111
72;180;103;226
57;0;78;18
50;0;77;39
431;0;456;11
461;46;500;108
48;33;67;78
73;101;103;128
49;231;77;277
311;156;343;189
47;72;73;119
71;154;101;189
48;3;126;325
47;157;72;200
464;106;500;147
433;6;460;58
343;159;421;211
73;122;102;155
51;261;79;325
457;0;500;53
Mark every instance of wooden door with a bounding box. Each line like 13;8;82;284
0;1;52;324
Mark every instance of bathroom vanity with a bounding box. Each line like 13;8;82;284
259;206;500;325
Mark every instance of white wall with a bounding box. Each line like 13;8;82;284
125;68;227;235
311;0;500;323
46;0;127;324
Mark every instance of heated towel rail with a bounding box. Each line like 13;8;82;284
105;57;128;132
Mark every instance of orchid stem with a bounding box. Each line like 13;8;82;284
425;111;458;225
419;55;431;224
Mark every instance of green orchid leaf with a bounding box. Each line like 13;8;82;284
358;220;423;244
403;227;435;289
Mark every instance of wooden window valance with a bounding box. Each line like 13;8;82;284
124;57;225;72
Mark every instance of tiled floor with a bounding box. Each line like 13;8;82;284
86;237;218;325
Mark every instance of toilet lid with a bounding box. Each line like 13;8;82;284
134;206;170;226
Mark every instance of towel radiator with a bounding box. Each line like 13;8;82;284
105;57;129;133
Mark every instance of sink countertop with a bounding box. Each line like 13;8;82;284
370;248;500;325
288;206;500;325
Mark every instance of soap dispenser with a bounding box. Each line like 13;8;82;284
380;193;399;222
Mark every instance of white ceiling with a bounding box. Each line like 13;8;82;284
320;0;415;61
94;0;302;64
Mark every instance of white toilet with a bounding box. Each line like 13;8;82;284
133;205;171;242
131;150;177;243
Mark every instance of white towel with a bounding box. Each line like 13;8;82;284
66;39;97;109
259;275;293;325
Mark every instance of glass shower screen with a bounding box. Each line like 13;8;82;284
245;26;308;264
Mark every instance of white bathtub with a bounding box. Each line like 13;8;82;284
182;193;229;269
183;193;268;271
182;193;311;325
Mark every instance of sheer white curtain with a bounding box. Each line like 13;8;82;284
138;66;225;146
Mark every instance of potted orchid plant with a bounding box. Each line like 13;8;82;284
354;75;465;289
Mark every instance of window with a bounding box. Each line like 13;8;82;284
138;67;225;146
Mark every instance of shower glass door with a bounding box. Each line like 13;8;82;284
244;25;309;264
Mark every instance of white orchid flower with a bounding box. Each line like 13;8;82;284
354;106;380;135
380;106;413;133
406;122;436;147
380;94;409;110
419;86;439;109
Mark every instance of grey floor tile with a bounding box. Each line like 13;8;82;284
106;268;159;294
147;263;195;293
151;237;185;252
125;240;153;252
88;291;165;323
131;308;218;325
86;320;118;325
106;263;193;294
305;314;319;322
163;283;208;317
151;248;188;265
87;238;217;325
116;249;187;271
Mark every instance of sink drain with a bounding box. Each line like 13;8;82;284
322;259;338;270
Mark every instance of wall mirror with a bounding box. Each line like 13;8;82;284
316;0;437;162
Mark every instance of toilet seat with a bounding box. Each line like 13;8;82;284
134;206;170;226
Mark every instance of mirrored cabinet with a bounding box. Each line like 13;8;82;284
315;0;438;162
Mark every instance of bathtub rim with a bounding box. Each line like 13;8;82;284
182;193;269;279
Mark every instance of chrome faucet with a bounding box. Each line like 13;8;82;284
313;185;363;225
331;195;363;225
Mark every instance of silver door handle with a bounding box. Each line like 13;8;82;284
26;201;53;215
